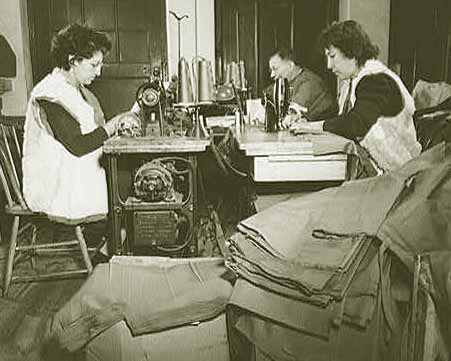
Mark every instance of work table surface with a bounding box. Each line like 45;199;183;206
103;136;210;154
235;126;352;158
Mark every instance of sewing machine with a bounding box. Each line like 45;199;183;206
263;78;289;132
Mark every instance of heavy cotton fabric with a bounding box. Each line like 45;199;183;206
226;144;451;361
412;79;451;110
232;144;451;273
48;257;233;352
338;59;421;171
377;146;451;270
228;241;380;338
228;231;372;303
229;296;396;361
230;143;451;283
227;252;407;361
422;251;451;360
238;173;405;260
225;158;407;307
22;68;108;222
279;141;451;272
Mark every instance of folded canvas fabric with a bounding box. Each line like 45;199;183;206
229;255;407;361
227;249;408;361
228;234;376;307
422;251;451;359
48;257;233;352
226;142;451;351
228;242;380;335
226;259;334;306
229;279;335;339
228;232;372;300
231;302;392;361
238;174;404;261
228;259;381;342
377;156;451;270
239;143;451;261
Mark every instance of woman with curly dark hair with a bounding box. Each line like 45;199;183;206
22;24;137;224
289;20;421;174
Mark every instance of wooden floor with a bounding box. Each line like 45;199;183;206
0;243;89;361
0;210;235;361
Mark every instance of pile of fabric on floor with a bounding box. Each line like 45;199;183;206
45;257;234;361
40;142;451;361
226;142;451;361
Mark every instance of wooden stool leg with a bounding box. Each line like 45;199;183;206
4;215;20;296
29;224;37;270
75;225;93;273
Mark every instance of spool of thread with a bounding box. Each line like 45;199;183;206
239;60;246;89
232;62;242;88
225;62;242;88
225;62;233;84
235;109;241;133
197;59;215;103
177;57;194;105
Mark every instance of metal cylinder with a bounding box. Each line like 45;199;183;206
197;59;215;103
177;57;194;105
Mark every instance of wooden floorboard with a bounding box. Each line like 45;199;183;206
0;242;87;361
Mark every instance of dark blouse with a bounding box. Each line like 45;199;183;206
323;73;403;140
38;99;108;157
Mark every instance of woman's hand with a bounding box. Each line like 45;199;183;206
103;113;122;137
103;112;141;137
281;114;307;129
288;102;308;115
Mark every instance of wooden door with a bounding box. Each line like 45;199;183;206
258;0;339;94
258;0;295;93
215;0;338;96
27;0;168;119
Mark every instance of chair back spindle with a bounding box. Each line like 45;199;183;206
0;124;22;188
0;144;27;209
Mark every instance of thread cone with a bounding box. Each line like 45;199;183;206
177;57;194;105
198;59;215;102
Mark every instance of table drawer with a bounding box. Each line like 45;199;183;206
251;154;347;182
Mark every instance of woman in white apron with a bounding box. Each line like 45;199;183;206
286;20;421;174
22;24;137;252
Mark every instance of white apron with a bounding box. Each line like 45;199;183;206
338;60;421;171
22;69;108;223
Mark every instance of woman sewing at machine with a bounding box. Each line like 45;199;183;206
22;24;137;247
286;20;421;174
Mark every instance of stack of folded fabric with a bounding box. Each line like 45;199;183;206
228;227;372;307
226;142;451;361
225;164;405;308
225;176;389;361
225;192;386;360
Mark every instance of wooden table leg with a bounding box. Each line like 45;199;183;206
106;155;122;255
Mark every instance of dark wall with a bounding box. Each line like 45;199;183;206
27;0;168;119
215;0;339;97
389;0;451;91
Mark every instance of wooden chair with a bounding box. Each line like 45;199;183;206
0;121;22;244
0;123;96;296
